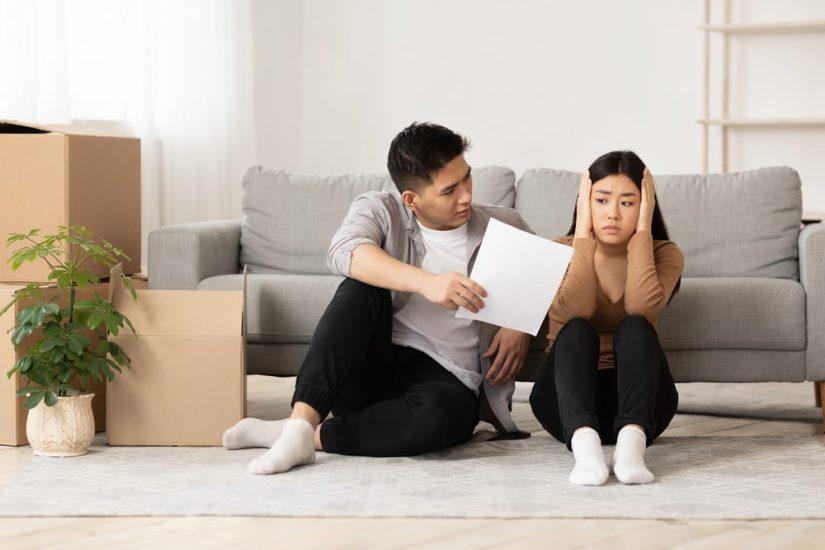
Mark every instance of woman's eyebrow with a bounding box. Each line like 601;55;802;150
594;190;638;197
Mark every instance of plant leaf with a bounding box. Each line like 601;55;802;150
17;305;38;325
86;311;102;330
95;339;109;355
24;392;45;409
43;323;62;337
11;324;33;346
39;339;61;352
24;370;49;388
104;314;120;336
44;391;58;407
16;356;32;373
67;335;84;356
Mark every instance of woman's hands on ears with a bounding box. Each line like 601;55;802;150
637;167;656;233
575;170;593;239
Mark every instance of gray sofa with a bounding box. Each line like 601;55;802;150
148;165;825;393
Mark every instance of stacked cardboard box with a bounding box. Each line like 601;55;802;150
0;121;141;446
0;120;141;282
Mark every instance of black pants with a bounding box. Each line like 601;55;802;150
292;278;479;457
529;316;678;451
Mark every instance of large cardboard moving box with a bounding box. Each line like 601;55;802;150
0;284;109;446
0;120;141;282
106;270;247;446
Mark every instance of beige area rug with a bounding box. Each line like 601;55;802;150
0;380;822;519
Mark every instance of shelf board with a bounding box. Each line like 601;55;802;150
697;118;825;127
698;21;825;34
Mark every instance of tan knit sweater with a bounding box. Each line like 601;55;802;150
546;230;685;369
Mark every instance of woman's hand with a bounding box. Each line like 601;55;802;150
574;170;593;239
637;167;656;233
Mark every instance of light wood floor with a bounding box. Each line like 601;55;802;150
2;377;824;550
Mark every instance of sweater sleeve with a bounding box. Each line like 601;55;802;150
549;236;599;322
624;230;685;324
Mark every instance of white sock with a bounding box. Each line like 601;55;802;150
223;417;288;450
612;425;654;484
569;427;609;486
247;418;316;475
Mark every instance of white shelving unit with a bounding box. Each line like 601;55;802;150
698;1;825;174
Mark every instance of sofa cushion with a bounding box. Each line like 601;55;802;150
198;273;344;344
656;277;806;351
240;165;517;275
529;277;806;353
515;168;581;243
515;166;802;279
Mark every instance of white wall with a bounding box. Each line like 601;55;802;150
252;0;825;214
251;0;303;173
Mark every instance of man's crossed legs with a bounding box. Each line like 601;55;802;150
223;278;479;474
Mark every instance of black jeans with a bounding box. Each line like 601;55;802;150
292;278;479;457
529;316;678;451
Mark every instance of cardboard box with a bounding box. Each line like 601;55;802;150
0;120;141;282
0;284;110;446
106;269;247;446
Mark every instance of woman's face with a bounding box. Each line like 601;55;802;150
590;173;640;245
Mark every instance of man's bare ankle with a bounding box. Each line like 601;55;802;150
314;424;323;451
291;402;322;427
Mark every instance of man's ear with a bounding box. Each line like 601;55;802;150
401;189;418;209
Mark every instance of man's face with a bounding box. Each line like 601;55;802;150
402;155;473;230
590;173;640;245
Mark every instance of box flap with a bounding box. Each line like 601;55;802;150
0;121;50;134
0;282;60;293
0;120;132;138
108;263;123;303
0;283;30;292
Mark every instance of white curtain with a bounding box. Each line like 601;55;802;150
0;0;257;272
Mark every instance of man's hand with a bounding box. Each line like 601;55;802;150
418;272;487;312
483;327;531;385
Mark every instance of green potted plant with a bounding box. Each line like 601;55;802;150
2;225;137;457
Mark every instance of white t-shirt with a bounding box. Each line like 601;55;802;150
391;219;482;393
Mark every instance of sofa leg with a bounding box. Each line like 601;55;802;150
817;381;822;408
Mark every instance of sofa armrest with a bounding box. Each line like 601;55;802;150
148;220;242;289
799;222;825;380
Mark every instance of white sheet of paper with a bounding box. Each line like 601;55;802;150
455;218;574;336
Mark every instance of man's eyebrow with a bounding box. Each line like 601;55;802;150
441;167;472;193
454;166;471;186
594;190;638;197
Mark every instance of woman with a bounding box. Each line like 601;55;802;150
530;150;684;486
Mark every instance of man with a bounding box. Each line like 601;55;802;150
223;122;534;474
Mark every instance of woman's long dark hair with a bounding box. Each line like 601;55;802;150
566;150;680;300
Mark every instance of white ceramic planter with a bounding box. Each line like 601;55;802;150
26;393;95;457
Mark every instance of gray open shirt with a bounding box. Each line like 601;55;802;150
327;189;536;435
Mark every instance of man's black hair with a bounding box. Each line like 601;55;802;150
387;122;471;192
